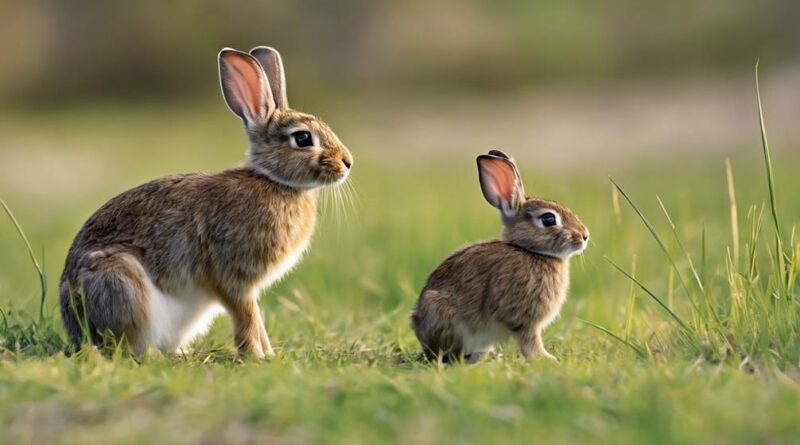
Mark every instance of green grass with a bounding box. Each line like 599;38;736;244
1;92;799;443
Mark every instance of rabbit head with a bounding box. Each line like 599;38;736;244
219;47;352;188
477;150;589;259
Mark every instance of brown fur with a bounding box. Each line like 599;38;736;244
411;151;588;363
60;47;352;356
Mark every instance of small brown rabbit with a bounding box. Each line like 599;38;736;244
411;150;588;363
59;47;352;357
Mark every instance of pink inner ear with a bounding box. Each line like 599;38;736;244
223;54;263;119
481;157;516;203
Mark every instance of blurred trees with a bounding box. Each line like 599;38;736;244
1;0;798;104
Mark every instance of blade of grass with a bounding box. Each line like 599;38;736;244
606;257;696;343
0;198;47;321
755;60;788;294
747;205;765;283
657;196;704;294
609;178;702;316
755;60;781;241
726;158;740;266
788;226;798;290
701;220;707;287
580;319;647;359
656;195;731;347
611;185;622;225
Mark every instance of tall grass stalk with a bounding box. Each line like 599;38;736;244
580;318;647;359
725;158;740;266
1;199;47;322
755;61;789;296
597;67;798;365
656;196;704;294
606;258;696;346
609;178;702;319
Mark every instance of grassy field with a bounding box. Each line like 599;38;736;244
1;93;799;444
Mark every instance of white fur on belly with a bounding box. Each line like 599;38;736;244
143;285;223;353
253;237;311;298
458;321;509;356
139;275;223;353
116;255;223;354
125;237;310;354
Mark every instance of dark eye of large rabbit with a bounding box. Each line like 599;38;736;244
539;213;557;227
291;131;314;148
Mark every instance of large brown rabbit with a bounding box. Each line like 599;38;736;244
411;150;588;363
60;47;352;357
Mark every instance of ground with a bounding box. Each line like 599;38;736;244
0;87;799;444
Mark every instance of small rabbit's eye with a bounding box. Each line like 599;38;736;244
291;131;314;148
539;213;557;227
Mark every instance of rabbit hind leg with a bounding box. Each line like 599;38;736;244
70;247;149;353
411;290;463;362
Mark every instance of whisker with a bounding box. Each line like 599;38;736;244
320;186;330;218
347;180;359;212
317;178;359;233
320;187;326;216
333;183;344;226
338;183;350;222
339;182;353;218
343;180;358;215
344;178;361;205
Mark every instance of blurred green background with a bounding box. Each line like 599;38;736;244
2;3;800;444
2;0;799;309
2;0;800;102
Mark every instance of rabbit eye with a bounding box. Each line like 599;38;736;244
291;131;314;148
539;213;557;227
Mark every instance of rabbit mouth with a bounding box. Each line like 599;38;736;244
548;241;587;259
312;153;352;186
317;168;350;186
570;240;589;256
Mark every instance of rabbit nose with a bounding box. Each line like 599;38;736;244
583;233;589;241
342;157;352;169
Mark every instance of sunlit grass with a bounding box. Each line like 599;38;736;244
1;78;799;444
578;67;799;374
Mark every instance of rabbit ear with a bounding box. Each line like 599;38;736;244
486;149;524;184
477;153;525;217
218;48;275;127
249;46;288;110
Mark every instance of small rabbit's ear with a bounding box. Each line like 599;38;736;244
477;153;525;217
218;48;275;127
249;46;288;111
